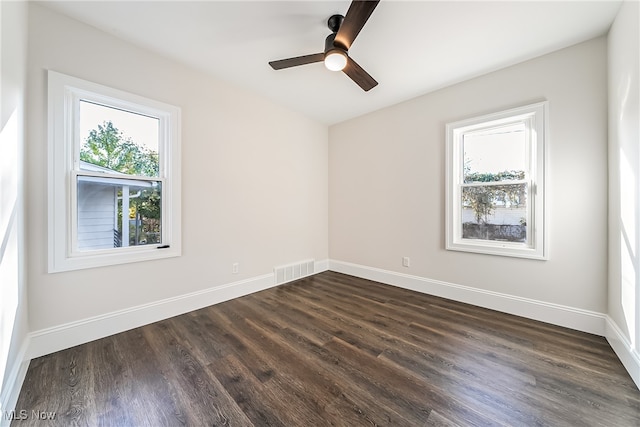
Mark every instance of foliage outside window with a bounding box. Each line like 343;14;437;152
48;71;181;272
446;102;547;259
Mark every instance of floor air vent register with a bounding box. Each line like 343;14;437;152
274;259;315;285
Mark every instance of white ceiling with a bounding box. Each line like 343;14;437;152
40;1;622;125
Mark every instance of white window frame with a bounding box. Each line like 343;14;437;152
445;102;548;260
48;70;181;272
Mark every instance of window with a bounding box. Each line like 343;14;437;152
48;71;181;272
446;102;547;259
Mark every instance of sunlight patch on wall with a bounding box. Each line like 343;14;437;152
620;148;638;347
0;110;19;392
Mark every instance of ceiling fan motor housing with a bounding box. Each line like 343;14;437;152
325;33;347;55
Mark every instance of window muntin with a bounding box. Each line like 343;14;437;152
48;71;181;272
446;102;547;259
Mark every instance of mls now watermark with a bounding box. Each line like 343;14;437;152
3;410;57;421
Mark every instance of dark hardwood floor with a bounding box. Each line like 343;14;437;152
13;271;640;426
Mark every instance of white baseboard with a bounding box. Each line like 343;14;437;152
329;260;607;336
27;272;273;358
605;316;640;389
0;339;30;427
13;258;629;414
315;259;329;273
28;259;329;360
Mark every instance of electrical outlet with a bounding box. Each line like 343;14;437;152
402;257;410;267
232;262;239;274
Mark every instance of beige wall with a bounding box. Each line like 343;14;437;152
329;37;608;312
608;1;640;356
26;4;328;331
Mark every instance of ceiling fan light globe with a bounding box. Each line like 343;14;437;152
324;50;347;71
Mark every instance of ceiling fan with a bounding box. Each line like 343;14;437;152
268;0;380;92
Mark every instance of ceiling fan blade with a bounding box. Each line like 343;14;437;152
269;53;324;70
343;57;378;91
334;0;380;50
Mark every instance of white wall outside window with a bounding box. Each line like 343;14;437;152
48;70;181;273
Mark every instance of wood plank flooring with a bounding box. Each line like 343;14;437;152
13;271;640;426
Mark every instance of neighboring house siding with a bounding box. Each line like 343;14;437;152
462;207;526;225
77;181;116;250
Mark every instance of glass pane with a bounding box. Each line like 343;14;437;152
77;176;162;251
79;100;159;177
463;122;526;183
461;183;527;243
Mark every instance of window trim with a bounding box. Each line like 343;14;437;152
48;70;181;272
445;102;548;260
